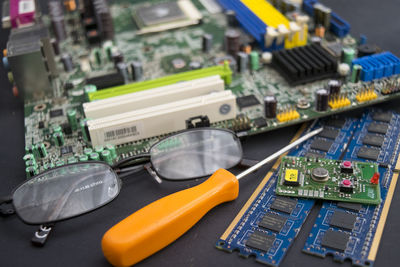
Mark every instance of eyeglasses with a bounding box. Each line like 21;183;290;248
1;128;243;236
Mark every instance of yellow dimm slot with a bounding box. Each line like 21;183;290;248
241;0;307;48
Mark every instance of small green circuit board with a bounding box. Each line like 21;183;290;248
276;156;381;205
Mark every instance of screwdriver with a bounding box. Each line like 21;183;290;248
102;127;323;266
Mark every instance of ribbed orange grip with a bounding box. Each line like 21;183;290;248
101;169;239;266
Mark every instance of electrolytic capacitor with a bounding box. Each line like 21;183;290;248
315;88;329;112
237;52;248;73
351;64;362;83
79;155;89;161
90;152;100;161
80;119;91;141
101;150;113;164
130;61;143;81
105;144;117;159
51;39;60;55
116;62;129;83
48;1;67;41
226;10;238;27
189;61;202;70
224;29;241;56
67;109;78;131
112;50;124;65
328;80;341;96
61;54;74;72
84;148;93;156
37;143;48;158
26;166;38;178
264;95;278;118
342;47;355;65
53;132;65;146
202;34;213;53
250;51;259;71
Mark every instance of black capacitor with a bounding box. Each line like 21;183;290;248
264;95;278;118
328;80;341;96
237;52;249;73
51;39;60;55
112;50;124;65
86;30;102;45
93;0;114;40
226;10;238;27
357;44;377;57
61;54;74;72
224;29;241;56
202;33;213;53
48;1;67;41
116;62;129;83
189;61;202;70
130;61;143;81
315;88;329;111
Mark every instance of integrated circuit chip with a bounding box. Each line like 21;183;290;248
337;202;363;212
310;139;333;152
258;212;287;232
367;122;389;135
270;196;297;214
321;229;349;251
325;118;346;128
305;151;326;158
50;109;63;118
135;2;187;27
362;134;385;147
357;146;380;161
254;117;267;128
245;231;275;252
329;210;357;230
318;128;340;139
236;95;260;109
372;112;392;122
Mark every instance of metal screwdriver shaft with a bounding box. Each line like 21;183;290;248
236;127;323;180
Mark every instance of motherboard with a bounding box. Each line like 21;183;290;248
3;0;400;176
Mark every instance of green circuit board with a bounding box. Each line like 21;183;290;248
19;0;400;175
276;156;381;204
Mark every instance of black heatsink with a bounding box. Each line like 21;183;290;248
272;44;338;85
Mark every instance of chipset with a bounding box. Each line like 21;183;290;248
133;0;202;34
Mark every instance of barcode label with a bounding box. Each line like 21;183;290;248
19;0;35;14
103;124;142;142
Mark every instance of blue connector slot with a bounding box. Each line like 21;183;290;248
352;52;400;82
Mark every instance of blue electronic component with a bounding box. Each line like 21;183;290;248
303;0;350;37
216;117;359;266
303;110;400;266
217;0;284;51
352;52;400;82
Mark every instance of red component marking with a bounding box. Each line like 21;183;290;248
342;179;352;186
370;173;380;184
343;161;352;168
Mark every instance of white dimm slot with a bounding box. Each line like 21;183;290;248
88;91;236;146
83;75;224;119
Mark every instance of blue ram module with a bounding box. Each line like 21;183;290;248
216;116;359;266
303;110;400;266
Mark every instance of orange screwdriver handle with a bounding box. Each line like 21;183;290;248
101;169;239;267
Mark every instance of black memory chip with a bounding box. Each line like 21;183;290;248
329;210;357;230
321;229;349;251
236;95;260;109
325;118;346;128
60;145;73;156
362;134;385;147
310;139;333;152
357;146;380;161
50;109;64;118
318;128;340;139
254;117;267;128
258;212;287;232
337;202;362;212
372;112;392;122
270;196;297;214
245;231;275;252
367;122;389;135
305;152;326;159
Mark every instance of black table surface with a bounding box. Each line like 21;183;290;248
1;0;400;266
